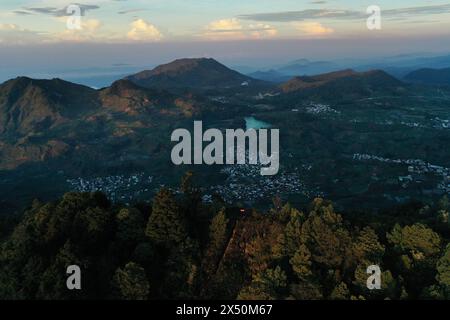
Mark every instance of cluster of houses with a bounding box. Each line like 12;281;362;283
66;173;154;204
305;103;340;115
209;96;228;103
206;163;323;204
353;153;450;194
433;117;450;129
400;121;425;128
379;117;449;130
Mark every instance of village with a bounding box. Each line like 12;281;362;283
205;161;323;204
66;173;154;204
65;162;322;206
353;153;450;194
304;103;340;115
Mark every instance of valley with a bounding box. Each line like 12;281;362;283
1;58;450;215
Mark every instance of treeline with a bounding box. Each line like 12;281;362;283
0;174;449;300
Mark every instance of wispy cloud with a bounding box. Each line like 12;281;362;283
118;8;147;15
238;4;450;22
385;4;450;16
238;9;362;22
13;10;33;16
23;4;100;17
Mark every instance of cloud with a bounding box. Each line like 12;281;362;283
1;16;160;44
52;18;103;42
208;18;243;31
238;4;450;22
203;18;245;40
385;4;450;16
203;18;277;40
13;10;33;16
0;24;19;30
248;24;278;38
83;19;102;32
292;22;334;36
0;24;48;44
239;9;362;22
206;18;243;34
127;19;163;41
24;4;100;17
118;8;147;15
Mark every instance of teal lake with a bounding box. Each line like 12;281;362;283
244;117;272;130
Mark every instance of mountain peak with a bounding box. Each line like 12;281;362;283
280;68;403;95
125;58;256;90
280;69;401;92
1;76;33;91
150;57;224;75
0;77;99;138
1;77;92;93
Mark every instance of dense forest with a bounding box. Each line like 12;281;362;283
0;173;449;300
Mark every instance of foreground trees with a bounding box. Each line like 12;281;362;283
0;186;449;300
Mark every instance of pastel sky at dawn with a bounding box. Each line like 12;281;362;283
1;0;450;42
1;0;450;80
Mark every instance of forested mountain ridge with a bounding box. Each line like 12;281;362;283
404;68;450;86
0;77;99;139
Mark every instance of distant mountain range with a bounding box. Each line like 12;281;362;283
0;57;443;172
0;58;402;172
247;70;291;83
277;59;339;77
248;58;341;83
0;59;418;134
248;54;450;83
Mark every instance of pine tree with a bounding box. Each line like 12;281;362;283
387;223;441;258
300;199;352;271
116;208;145;246
113;262;150;300
238;266;287;300
273;209;303;259
353;227;385;263
146;188;187;246
290;244;313;280
161;237;200;298
203;208;229;276
208;208;229;256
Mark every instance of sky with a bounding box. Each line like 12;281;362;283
1;0;450;81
